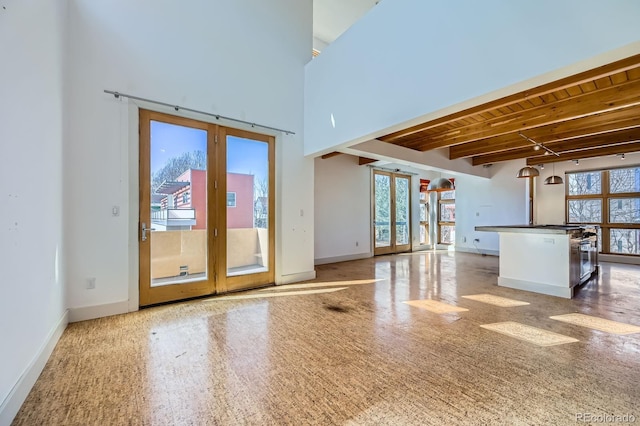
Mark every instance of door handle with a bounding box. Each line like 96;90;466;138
141;222;156;242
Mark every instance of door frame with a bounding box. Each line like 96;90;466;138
372;170;412;256
139;109;219;306
138;109;277;306
216;126;276;293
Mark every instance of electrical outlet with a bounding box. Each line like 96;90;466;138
86;277;96;289
356;241;359;247
463;237;467;243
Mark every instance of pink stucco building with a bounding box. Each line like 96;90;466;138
155;169;255;230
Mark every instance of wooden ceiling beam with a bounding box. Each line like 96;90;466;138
379;54;640;143
320;151;342;159
410;78;640;150
409;107;640;153
471;128;640;165
525;141;640;165
450;112;640;159
358;157;377;165
450;133;524;159
472;148;543;165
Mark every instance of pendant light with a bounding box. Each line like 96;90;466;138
544;162;563;185
427;177;455;192
516;166;539;178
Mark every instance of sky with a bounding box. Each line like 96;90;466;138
150;120;268;181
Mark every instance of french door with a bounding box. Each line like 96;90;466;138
139;110;275;306
218;126;275;293
373;170;411;255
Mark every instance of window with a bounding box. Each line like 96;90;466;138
182;191;189;204
566;167;640;256
419;194;429;245
569;171;601;195
438;190;455;244
567;199;602;223
609;198;640;223
227;192;236;207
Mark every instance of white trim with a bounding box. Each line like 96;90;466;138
276;270;316;285
498;276;573;299
69;301;129;323
455;246;499;257
599;254;640;266
127;102;140;313
314;252;371;265
0;310;68;426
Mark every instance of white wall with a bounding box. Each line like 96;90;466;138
454;161;527;255
314;155;372;262
304;0;640;156
65;0;314;319
314;156;442;262
0;0;68;423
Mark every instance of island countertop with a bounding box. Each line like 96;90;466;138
474;224;599;298
475;224;585;234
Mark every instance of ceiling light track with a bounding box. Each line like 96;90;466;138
518;132;560;157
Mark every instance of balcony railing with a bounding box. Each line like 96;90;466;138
151;208;196;227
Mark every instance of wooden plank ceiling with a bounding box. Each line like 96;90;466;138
378;54;640;167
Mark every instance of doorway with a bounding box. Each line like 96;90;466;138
138;110;275;306
373;170;411;255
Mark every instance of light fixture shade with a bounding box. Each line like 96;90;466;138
516;166;539;178
427;178;454;192
544;175;564;185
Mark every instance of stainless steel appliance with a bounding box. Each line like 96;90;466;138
579;226;599;282
568;225;599;288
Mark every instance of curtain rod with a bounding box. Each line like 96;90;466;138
103;90;295;135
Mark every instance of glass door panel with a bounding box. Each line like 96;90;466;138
139;110;215;306
395;176;410;248
150;120;208;286
226;136;269;277
374;173;391;252
221;128;275;292
419;201;429;246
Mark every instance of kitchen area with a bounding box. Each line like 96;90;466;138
476;224;599;298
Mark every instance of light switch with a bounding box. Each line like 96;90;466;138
112;205;120;216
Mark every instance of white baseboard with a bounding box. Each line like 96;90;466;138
498;276;572;299
314;252;371;265
0;310;69;426
599;254;640;265
68;300;130;323
455;246;499;257
276;270;316;285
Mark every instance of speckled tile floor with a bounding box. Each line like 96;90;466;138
12;252;640;425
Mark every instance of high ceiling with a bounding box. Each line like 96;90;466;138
313;0;378;46
378;54;640;166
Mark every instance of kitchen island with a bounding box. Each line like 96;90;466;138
475;225;598;298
